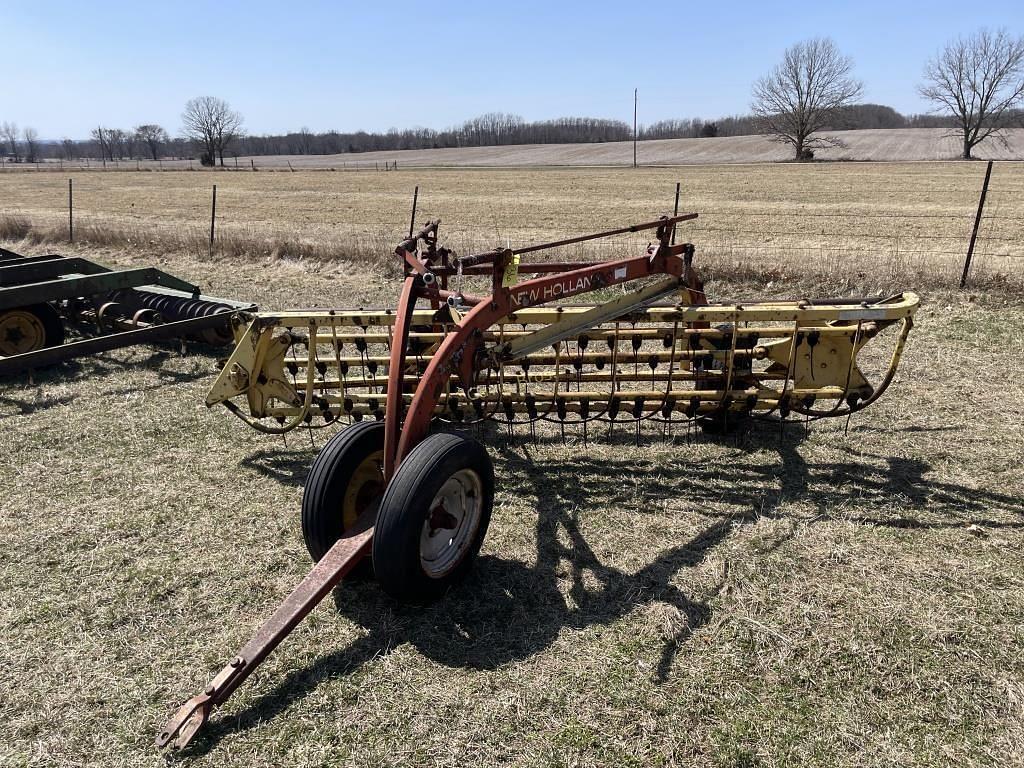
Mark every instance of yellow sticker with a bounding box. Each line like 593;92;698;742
501;253;521;287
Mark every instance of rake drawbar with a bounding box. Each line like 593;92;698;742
159;213;918;749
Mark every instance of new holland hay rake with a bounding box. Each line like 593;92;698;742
159;213;918;749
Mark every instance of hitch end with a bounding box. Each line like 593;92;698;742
156;692;212;750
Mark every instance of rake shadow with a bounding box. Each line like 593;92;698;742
0;342;224;397
181;421;1024;755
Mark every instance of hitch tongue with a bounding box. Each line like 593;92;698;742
156;655;247;750
155;509;375;751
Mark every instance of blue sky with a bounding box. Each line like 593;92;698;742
6;1;1022;139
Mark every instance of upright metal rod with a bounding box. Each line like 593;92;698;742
633;88;638;169
209;184;217;257
408;185;419;238
960;160;994;288
671;182;680;245
68;178;74;243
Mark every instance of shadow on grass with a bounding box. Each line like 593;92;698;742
0;343;223;409
182;422;1024;754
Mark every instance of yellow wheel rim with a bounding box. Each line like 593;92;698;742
0;310;46;356
341;449;384;529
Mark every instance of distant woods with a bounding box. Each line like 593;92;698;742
18;104;966;164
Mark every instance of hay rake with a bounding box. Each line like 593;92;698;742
158;213;918;749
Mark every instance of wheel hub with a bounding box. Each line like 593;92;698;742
341;450;385;529
419;468;483;578
0;310;46;356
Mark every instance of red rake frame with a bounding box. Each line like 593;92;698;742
385;213;703;476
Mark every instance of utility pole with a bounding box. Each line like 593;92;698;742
633;88;638;169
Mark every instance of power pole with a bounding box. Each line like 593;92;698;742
633;88;638;169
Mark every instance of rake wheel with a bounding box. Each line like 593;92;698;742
301;420;385;578
372;432;494;603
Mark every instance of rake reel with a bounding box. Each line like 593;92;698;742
158;213;918;749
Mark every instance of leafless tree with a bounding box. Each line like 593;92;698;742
751;38;864;160
91;127;113;161
107;128;128;159
135;124;170;160
1;121;19;160
182;96;244;166
22;127;39;163
919;28;1024;159
61;138;75;160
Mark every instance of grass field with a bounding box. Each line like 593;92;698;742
1;163;1023;767
2;161;1023;292
7;128;1024;170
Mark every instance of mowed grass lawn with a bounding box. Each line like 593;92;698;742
1;233;1022;767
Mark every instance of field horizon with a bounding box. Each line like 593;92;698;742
6;128;1024;173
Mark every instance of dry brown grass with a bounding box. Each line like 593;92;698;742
1;163;1023;767
1;162;1022;294
5;128;1024;171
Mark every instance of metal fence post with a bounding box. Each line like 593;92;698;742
671;182;681;245
210;184;217;256
961;160;994;288
68;178;74;243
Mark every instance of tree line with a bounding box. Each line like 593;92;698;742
0;105;976;164
4;27;1021;163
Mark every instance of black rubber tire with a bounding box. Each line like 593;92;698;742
301;421;385;578
373;432;494;603
32;303;65;348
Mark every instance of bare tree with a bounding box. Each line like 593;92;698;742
22;127;39;163
91;126;113;161
1;121;19;160
107;128;127;160
751;38;864;160
135;124;169;160
61;138;75;160
920;28;1024;159
182;96;244;166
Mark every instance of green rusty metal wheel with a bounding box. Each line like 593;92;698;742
0;304;64;357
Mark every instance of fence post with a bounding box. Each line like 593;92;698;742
671;181;681;245
210;184;217;256
68;178;74;243
408;185;419;237
960;160;994;289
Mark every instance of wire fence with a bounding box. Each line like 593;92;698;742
1;160;1020;291
0;158;402;173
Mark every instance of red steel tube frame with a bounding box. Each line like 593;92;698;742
383;214;702;478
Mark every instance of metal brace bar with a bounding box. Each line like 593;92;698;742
494;276;683;363
0;268;200;310
0;309;252;376
0;257;110;286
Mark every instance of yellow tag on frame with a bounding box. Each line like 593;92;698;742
501;253;521;287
